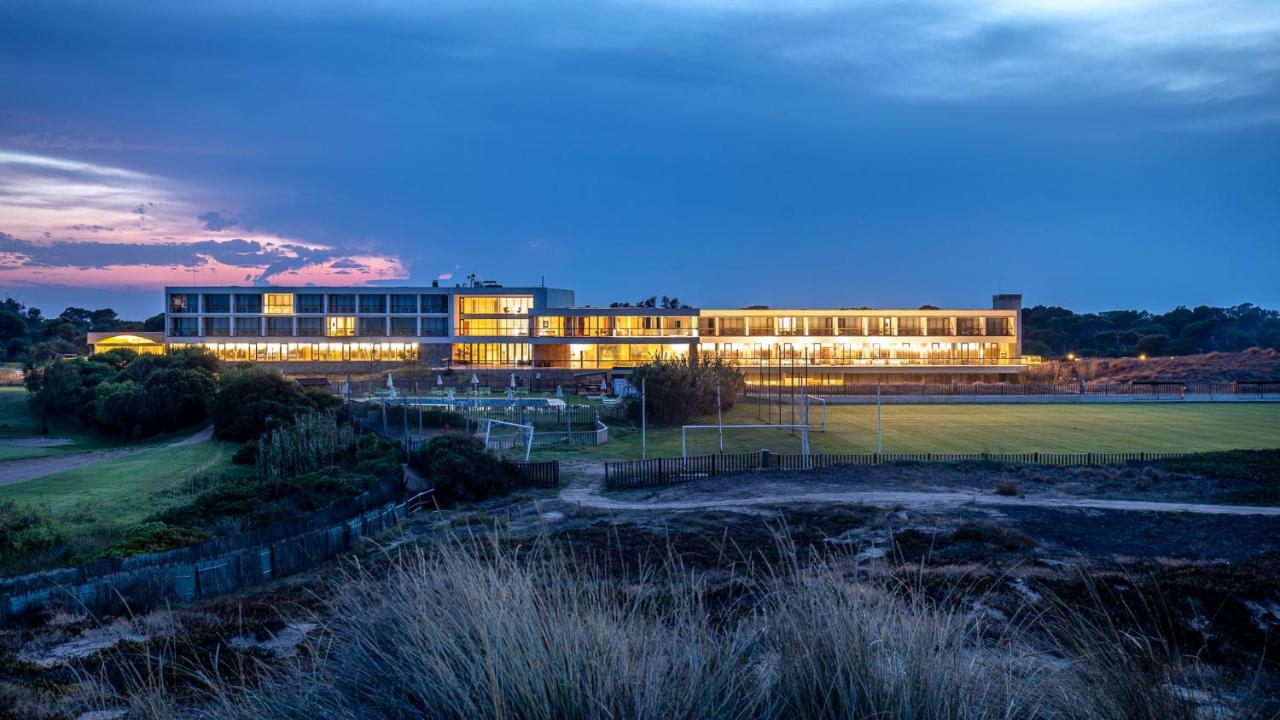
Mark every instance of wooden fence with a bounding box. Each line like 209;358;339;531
509;460;560;488
603;450;1192;490
1;480;407;622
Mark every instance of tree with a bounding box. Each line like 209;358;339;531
1136;334;1170;357
146;367;217;430
26;360;81;434
93;380;151;439
627;357;745;426
213;366;321;442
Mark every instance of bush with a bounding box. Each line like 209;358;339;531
626;357;745;426
213;366;320;442
157;434;402;531
81;522;213;560
0;501;63;569
232;442;258;465
408;433;523;506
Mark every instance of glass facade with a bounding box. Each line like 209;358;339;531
234;317;261;336
390;294;417;313
266;317;293;336
326;316;356;337
161;286;1023;370
234;294;262;313
169;293;198;313
264;293;294;314
203;294;231;313
421;294;448;313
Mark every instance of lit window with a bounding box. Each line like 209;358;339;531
326;316;356;337
264;293;295;314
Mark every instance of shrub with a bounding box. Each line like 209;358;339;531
0;501;63;569
995;480;1020;496
256;413;358;482
232;442;258;465
213;366;320;442
82;522;213;560
408;433;523;506
157;434;402;531
626;357;745;426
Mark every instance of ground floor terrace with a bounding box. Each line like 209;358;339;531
147;338;1032;371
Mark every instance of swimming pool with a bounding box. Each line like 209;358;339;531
384;397;568;409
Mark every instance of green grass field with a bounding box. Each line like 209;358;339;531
0;386;127;460
0;439;247;550
534;401;1280;459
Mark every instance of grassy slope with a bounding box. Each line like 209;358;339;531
0;386;124;460
536;402;1280;459
0;439;246;542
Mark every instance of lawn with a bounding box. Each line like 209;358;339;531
0;386;124;460
534;401;1280;459
0;439;248;548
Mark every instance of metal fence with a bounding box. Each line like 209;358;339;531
603;450;1192;490
745;381;1280;398
1;480;407;622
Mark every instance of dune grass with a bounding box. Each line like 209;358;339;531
73;536;1238;720
537;402;1280;459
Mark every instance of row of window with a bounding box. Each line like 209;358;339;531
698;316;1014;337
168;293;451;314
170;316;449;338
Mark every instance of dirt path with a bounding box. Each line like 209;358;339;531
556;462;1280;517
0;426;213;487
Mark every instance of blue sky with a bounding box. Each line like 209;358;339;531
1;0;1278;318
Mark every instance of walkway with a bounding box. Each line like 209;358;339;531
557;463;1280;517
0;426;213;487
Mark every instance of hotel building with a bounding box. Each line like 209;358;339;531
88;282;1031;382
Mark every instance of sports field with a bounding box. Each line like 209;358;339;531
537;401;1280;459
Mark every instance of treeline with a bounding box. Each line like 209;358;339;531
1021;303;1280;359
0;297;162;362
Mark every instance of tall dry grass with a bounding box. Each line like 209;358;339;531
74;534;1237;720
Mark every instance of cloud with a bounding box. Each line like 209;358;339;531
0;151;408;288
197;210;240;231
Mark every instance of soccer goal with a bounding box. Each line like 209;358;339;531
681;423;810;458
479;418;534;461
802;394;827;432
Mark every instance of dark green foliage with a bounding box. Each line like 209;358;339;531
408;433;523;506
212;366;320;442
158;434;401;530
26;359;82;433
232;442;258;465
22;346;221;440
1023;303;1280;358
145;367;217;430
0;501;63;570
626;357;745;426
1160;450;1280;504
1135;333;1170;356
0;296;145;362
92;379;151;440
81;522;213;561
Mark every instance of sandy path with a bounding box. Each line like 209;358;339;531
0;426;213;487
558;468;1280;518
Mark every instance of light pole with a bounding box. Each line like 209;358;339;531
641;377;647;460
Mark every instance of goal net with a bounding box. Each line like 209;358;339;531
479;418;534;461
680;423;810;458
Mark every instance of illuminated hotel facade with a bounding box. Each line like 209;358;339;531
88;283;1030;381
